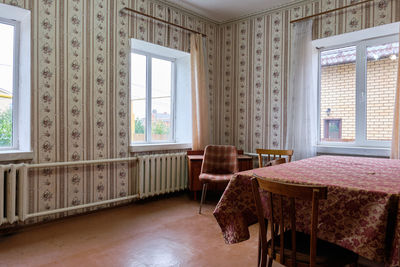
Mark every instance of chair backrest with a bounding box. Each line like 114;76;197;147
201;145;239;174
251;175;327;267
267;158;287;167
256;149;294;168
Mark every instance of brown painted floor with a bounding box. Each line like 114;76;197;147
0;194;382;267
0;194;284;267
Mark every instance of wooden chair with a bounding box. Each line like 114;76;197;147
251;175;358;267
256;149;294;168
198;145;239;214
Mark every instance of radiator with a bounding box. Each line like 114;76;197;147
0;153;188;225
0;164;28;225
138;153;188;198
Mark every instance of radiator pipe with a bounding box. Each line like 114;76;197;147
27;157;139;169
25;194;139;220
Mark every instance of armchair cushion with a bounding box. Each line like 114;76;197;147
200;145;239;174
198;173;235;183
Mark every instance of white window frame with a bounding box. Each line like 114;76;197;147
0;17;20;151
0;3;32;161
131;49;176;144
317;33;399;152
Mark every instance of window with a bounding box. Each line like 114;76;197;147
323;119;342;141
131;51;175;143
0;4;31;159
130;39;191;151
318;34;399;148
0;18;18;149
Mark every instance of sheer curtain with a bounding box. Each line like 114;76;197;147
190;33;211;150
390;30;400;159
286;20;317;160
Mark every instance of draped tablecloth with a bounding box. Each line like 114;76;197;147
213;156;400;266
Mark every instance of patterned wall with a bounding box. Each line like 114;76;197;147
216;0;400;153
0;0;217;224
3;0;399;225
129;0;219;137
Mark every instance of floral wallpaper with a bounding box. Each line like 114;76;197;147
0;0;217;225
129;0;218;136
28;0;134;220
216;0;400;153
2;0;399;226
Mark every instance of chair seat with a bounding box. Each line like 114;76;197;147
199;173;235;183
268;231;358;267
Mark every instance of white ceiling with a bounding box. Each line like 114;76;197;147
164;0;299;23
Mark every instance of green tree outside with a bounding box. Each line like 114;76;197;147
0;108;12;147
135;118;144;134
152;120;169;135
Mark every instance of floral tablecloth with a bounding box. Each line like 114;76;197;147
213;156;400;266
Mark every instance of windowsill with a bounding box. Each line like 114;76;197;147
129;143;192;153
316;145;390;157
0;150;34;162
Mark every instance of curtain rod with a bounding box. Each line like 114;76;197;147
122;7;207;37
290;0;373;24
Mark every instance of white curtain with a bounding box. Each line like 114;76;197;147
286;20;317;160
390;29;400;159
190;33;211;150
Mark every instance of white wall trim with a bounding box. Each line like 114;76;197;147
316;145;390;157
160;0;308;25
129;143;192;153
0;151;33;162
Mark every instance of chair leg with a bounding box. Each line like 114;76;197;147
259;232;268;267
267;257;273;267
199;183;208;214
258;232;261;266
351;256;359;267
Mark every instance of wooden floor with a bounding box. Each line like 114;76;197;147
0;194;278;267
0;193;382;267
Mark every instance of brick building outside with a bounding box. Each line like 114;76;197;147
320;43;398;142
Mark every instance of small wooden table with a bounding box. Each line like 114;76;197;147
187;150;253;200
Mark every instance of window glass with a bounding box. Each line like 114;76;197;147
323;119;342;140
151;58;172;142
366;42;398;141
319;35;399;148
131;53;147;142
0;22;14;147
130;52;174;143
320;46;356;143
